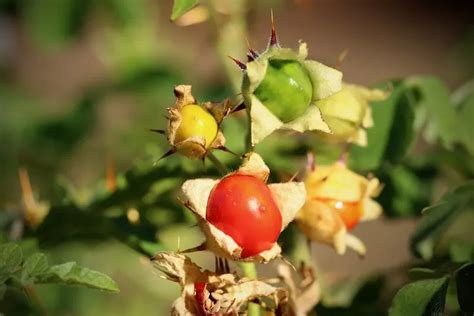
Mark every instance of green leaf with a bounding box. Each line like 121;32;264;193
456;263;474;314
350;81;416;170
171;0;198;21
450;240;474;262
457;87;474;155
24;253;49;277
410;181;474;260
406;76;474;155
389;277;449;316
36;262;119;293
0;283;5;300
383;89;416;163
0;243;23;275
376;162;435;218
23;0;94;48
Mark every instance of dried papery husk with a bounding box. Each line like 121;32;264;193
151;251;288;315
296;161;383;256
277;262;321;316
315;83;389;146
242;42;342;146
181;152;306;262
296;199;347;253
166;85;232;159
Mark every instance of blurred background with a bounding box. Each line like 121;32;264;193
1;0;473;315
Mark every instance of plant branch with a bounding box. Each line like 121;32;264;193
207;152;230;175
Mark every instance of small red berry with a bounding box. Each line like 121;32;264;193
194;282;207;316
206;174;282;258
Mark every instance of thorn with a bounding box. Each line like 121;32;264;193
269;10;279;47
178;243;206;254
245;37;259;58
155;149;176;164
335;49;348;70
288;170;300;182
338;143;352;165
149;129;166;135
227;55;247;71
224;258;230;274
179;198;194;212
231;102;246;113
278;255;296;271
306;152;316;172
18;168;36;212
247;53;255;62
216;146;238;156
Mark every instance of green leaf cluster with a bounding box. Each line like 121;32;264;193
0;242;119;300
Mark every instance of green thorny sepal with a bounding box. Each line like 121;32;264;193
233;16;343;146
315;83;389;146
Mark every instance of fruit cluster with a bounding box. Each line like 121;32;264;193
151;16;387;315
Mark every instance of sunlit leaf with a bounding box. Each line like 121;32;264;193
171;0;199;21
36;262;119;293
0;243;22;277
24;253;48;277
407;76;474;155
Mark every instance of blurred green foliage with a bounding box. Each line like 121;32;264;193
0;0;473;315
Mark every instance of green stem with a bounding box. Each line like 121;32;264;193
240;262;261;316
286;224;313;267
207;152;229;175
240;262;257;278
206;0;247;92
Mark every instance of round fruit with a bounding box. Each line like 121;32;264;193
319;198;361;230
174;104;218;148
206;174;282;258
253;59;312;122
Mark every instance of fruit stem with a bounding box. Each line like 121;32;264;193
284;224;313;268
207;152;229;175
240;262;261;316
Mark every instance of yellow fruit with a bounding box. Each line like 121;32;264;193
174;104;218;148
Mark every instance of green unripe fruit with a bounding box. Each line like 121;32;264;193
254;59;312;123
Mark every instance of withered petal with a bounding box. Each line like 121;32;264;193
268;182;306;231
237;152;270;182
345;233;366;256
181;179;219;219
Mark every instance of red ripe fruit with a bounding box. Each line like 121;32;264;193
206;174;282;258
194;282;207;316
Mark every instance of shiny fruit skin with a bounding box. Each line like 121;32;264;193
319;198;361;230
174;104;218;148
253;59;312;123
206;174;282;258
194;282;208;316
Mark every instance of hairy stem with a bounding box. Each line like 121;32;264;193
207;152;230;175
